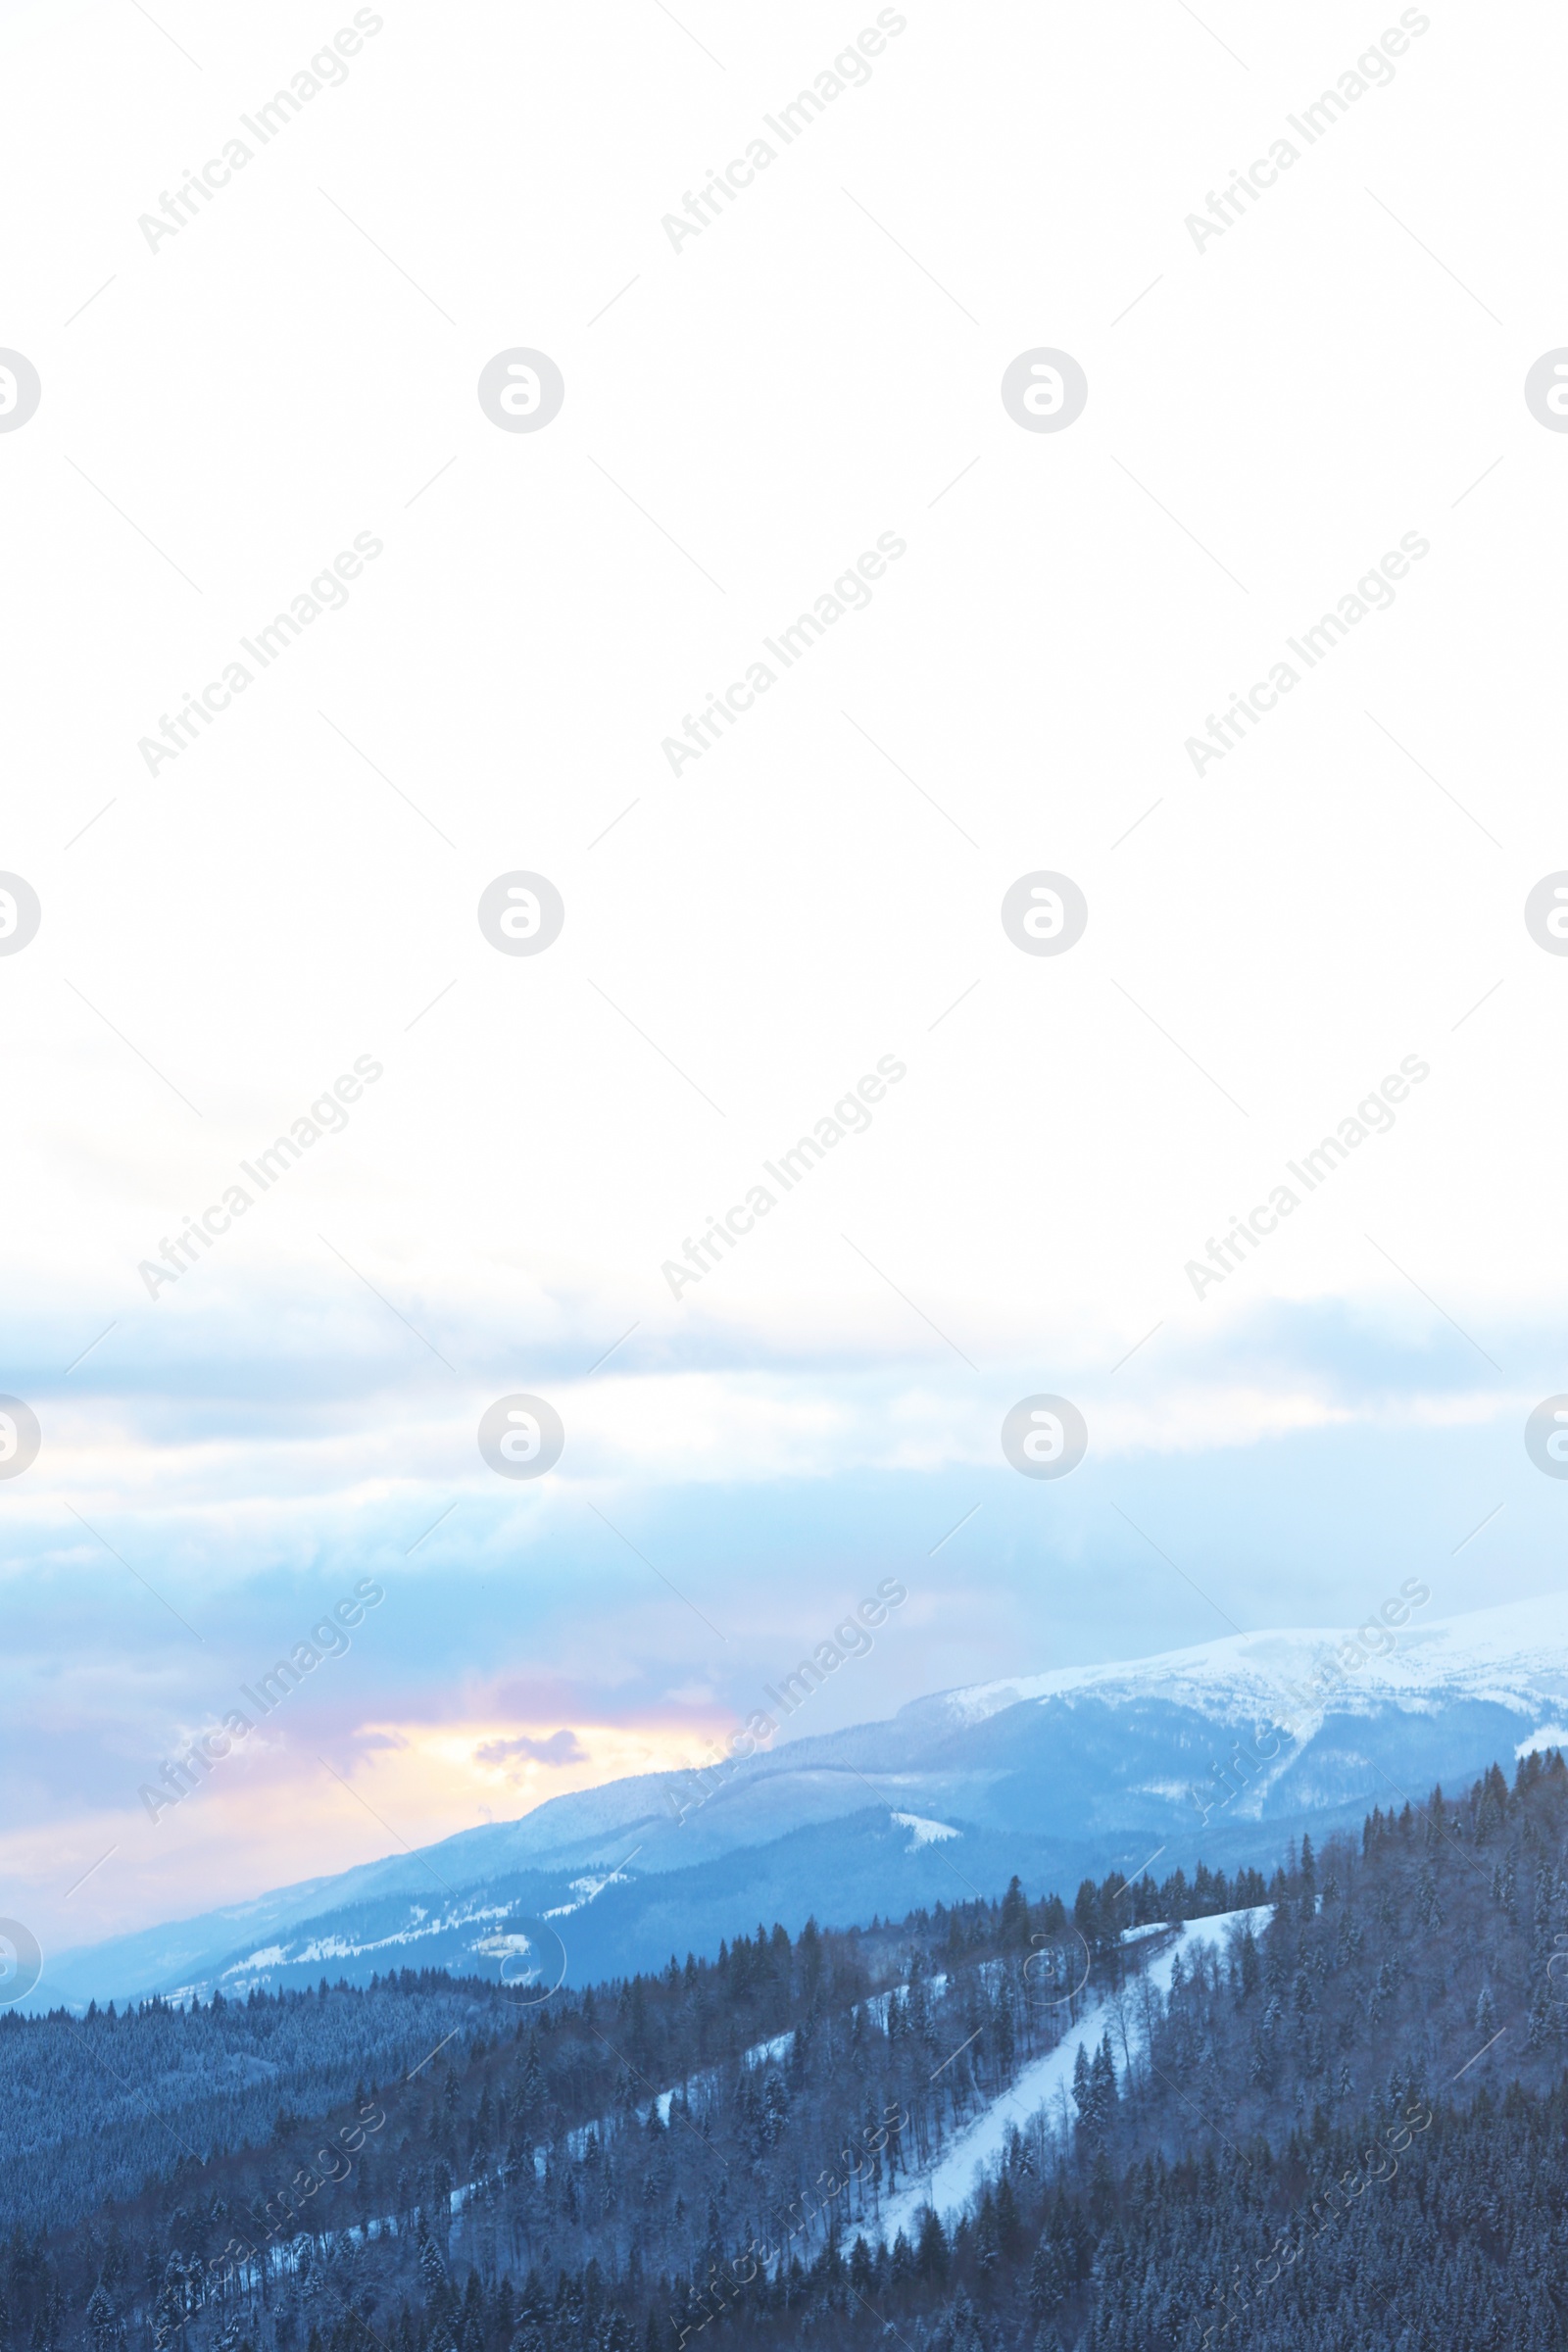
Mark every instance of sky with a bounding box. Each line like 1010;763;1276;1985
1;0;1567;1973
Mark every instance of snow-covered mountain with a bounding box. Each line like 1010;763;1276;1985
35;1591;1568;2012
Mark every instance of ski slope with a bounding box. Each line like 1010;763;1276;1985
874;1905;1271;2242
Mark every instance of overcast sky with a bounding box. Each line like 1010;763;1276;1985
2;0;1565;1967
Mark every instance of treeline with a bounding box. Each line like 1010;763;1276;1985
10;1751;1568;2352
3;1852;1261;2245
1065;1858;1271;1959
0;1977;496;2239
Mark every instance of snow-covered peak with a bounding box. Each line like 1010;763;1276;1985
931;1590;1568;1734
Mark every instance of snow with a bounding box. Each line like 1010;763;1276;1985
937;1591;1568;1738
743;2030;794;2068
1180;1902;1272;1958
219;1899;525;1979
858;1976;948;2031
1516;1723;1568;1759
545;1864;638;1920
471;1932;539;1963
872;1905;1272;2243
217;1898;546;1978
625;1975;958;2153
630;2021;797;2136
891;1812;960;1848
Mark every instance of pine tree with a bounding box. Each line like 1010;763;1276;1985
84;2286;118;2352
914;2209;949;2282
1090;2034;1117;2129
1070;2044;1094;2130
1028;2236;1065;2321
996;2171;1020;2252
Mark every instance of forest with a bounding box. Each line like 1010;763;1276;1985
6;1750;1568;2352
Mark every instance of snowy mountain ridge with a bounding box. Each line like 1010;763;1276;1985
933;1587;1568;1735
35;1589;1568;2012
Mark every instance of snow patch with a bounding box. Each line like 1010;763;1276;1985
743;2030;794;2069
545;1864;638;1920
221;1899;534;1978
891;1812;959;1848
858;1976;948;2031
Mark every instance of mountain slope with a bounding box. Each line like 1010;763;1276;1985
37;1591;1568;2009
12;1751;1568;2352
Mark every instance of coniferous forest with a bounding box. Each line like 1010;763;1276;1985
8;1752;1568;2352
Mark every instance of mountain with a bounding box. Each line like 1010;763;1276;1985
35;1589;1568;2011
12;1753;1568;2352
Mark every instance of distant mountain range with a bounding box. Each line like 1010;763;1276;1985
33;1589;1568;2012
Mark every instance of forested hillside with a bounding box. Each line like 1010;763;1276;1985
0;1982;492;2238
7;1752;1568;2352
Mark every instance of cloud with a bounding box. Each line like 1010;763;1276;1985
473;1729;587;1768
